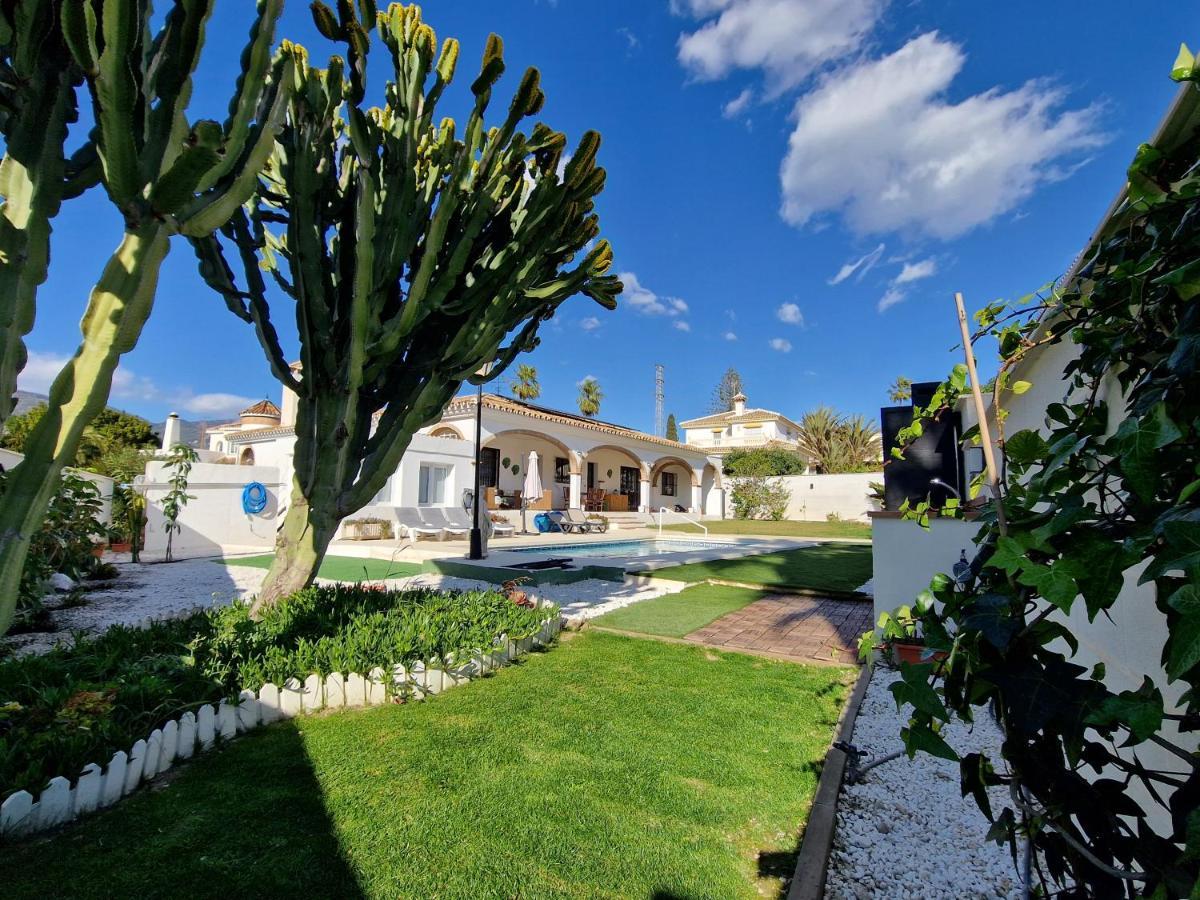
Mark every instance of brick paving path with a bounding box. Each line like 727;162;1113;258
686;594;873;665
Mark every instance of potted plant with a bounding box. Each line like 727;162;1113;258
343;517;394;541
586;513;609;532
860;603;947;666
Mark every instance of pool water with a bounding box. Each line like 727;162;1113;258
508;539;731;559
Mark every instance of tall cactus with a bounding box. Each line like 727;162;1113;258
0;3;90;427
0;0;295;635
196;2;621;610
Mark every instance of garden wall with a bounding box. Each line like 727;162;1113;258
140;462;284;560
0;448;115;525
723;472;882;522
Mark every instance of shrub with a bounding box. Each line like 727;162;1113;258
729;475;790;520
0;584;555;799
722;447;807;477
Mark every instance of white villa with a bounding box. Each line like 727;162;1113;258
679;391;808;462
190;385;728;520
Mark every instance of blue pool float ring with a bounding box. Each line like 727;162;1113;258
242;482;269;515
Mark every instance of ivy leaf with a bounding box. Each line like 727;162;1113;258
1152;257;1200;301
1165;584;1200;681
964;593;1020;650
1070;532;1136;619
948;364;968;392
891;663;948;718
901;723;958;762
1017;561;1081;611
1011;380;1032;395
959;753;996;821
1142;520;1200;583
1114;403;1183;499
1084;678;1164;743
1005;429;1049;467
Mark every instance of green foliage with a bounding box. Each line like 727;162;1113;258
665;413;679;442
1;404;158;471
723;446;807;477
194;3;619;605
160;444;198;563
510;364;541;402
728;475;790;521
796;406;881;473
0;582;553;799
0;471;107;625
577;377;603;417
885;78;1200;896
710;367;743;413
888;375;912;403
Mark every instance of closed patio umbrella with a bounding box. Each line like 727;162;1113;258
521;450;542;534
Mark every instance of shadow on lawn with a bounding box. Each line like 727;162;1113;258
2;722;365;900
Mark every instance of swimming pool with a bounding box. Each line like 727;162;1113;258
507;539;731;559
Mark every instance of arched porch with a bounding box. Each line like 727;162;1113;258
648;456;702;513
481;430;582;511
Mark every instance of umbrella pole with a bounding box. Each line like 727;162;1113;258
521;499;528;535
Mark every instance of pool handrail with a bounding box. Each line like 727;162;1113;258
656;507;708;537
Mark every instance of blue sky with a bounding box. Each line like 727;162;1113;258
19;1;1196;433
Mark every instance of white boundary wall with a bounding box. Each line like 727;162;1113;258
0;613;563;841
141;462;284;560
0;448;115;525
722;472;882;522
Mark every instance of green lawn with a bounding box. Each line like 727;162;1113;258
594;583;767;637
650;543;873;595
1;633;851;899
218;553;423;581
664;518;872;540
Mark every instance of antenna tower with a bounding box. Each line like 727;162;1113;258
654;364;665;436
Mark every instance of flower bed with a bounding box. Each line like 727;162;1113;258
0;584;556;809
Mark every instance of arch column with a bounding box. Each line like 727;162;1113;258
690;483;702;514
639;476;651;512
569;471;582;509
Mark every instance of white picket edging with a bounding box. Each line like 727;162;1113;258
0;614;563;841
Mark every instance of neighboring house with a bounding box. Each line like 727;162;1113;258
679;392;808;465
203;399;283;462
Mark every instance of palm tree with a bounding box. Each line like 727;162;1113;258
796;406;881;473
511;364;541;402
577;377;603;417
888;376;912;403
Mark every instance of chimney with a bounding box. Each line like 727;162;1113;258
162;413;182;450
280;362;302;427
732;391;747;416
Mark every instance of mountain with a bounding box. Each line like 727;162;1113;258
11;390;46;417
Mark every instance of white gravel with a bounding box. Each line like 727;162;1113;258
824;668;1024;900
1;557;677;656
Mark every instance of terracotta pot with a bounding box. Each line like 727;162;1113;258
890;640;948;666
110;541;132;553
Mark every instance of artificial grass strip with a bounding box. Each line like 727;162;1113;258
593;583;767;637
219;553;423;581
1;633;852;900
649;543;873;594
663;518;872;540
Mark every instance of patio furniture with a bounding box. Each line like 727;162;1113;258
526;489;553;511
396;508;444;541
603;493;629;512
429;507;470;538
584;488;605;511
560;508;600;534
490;516;515;537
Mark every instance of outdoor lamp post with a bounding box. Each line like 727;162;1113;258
469;364;493;560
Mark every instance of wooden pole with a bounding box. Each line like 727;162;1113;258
954;291;1008;535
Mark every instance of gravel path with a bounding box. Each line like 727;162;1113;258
1;557;679;656
824;668;1024;900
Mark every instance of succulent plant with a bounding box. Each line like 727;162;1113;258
195;3;620;609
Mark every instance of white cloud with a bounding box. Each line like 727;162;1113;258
877;286;906;312
769;337;792;353
618;271;690;333
617;26;639;51
673;320;692;332
723;331;738;341
580;316;602;331
895;258;937;284
829;242;885;285
780;33;1106;239
776;302;804;325
667;297;689;314
722;87;754;119
17;350;257;418
677;0;887;94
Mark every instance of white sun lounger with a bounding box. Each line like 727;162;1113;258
396;508;444;541
429;507;470;538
